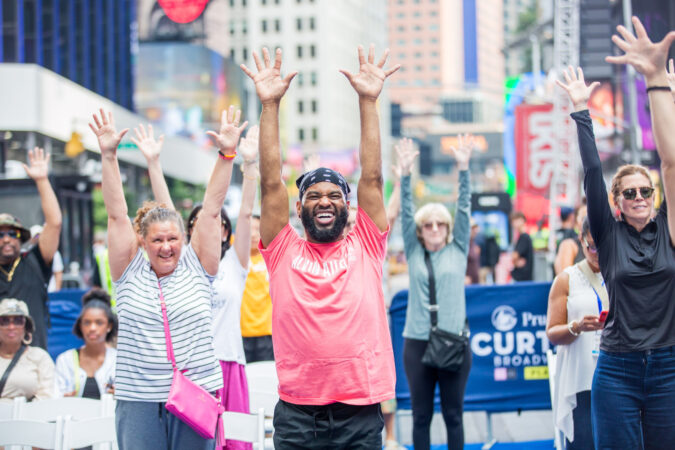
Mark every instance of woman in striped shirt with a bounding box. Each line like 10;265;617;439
89;107;247;449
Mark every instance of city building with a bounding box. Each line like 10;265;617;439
0;1;219;275
0;0;135;109
138;0;392;182
386;0;505;202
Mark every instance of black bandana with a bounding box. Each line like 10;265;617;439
296;167;351;201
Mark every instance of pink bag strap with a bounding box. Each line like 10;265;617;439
158;281;176;370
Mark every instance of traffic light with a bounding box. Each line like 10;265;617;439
65;131;84;158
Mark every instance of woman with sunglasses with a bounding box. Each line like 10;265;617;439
0;298;54;401
556;17;675;448
546;218;604;449
398;135;474;450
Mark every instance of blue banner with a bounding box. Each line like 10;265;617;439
52;283;553;413
389;282;552;412
47;289;86;360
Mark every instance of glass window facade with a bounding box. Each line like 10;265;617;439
0;0;134;109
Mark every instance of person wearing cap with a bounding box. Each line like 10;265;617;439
0;147;62;350
0;298;54;401
240;45;399;447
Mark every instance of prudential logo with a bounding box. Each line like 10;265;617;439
491;305;518;332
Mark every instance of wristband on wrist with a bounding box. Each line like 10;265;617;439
568;320;580;336
646;85;671;93
218;150;236;160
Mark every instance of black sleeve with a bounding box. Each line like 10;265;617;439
571;110;614;246
515;234;529;257
28;245;52;284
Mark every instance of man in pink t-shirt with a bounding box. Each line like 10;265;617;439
241;45;400;448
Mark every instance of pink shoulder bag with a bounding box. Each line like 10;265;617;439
158;282;225;443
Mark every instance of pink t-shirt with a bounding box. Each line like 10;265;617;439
260;207;396;405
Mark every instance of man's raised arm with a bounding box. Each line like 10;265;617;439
340;45;399;232
23;147;62;265
241;48;297;247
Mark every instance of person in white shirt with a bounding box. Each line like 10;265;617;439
546;219;605;449
54;288;116;398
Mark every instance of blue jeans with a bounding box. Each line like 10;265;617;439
591;347;675;450
115;400;216;450
565;390;594;450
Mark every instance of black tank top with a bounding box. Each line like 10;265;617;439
82;377;100;399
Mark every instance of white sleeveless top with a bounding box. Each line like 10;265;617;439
211;249;248;364
553;263;603;443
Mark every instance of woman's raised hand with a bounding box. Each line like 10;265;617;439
395;138;418;177
241;48;297;105
239;124;260;163
131;124;164;163
206;105;248;155
88;109;129;158
555;66;600;112
605;16;675;81
448;134;475;171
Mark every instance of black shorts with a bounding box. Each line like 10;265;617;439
273;399;384;449
243;335;275;363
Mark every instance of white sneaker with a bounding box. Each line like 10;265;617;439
384;439;404;450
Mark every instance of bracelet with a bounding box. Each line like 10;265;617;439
218;150;236;160
568;320;580;336
646;86;671;93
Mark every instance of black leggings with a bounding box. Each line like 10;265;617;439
403;338;472;450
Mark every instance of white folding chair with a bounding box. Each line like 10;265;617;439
18;397;106;422
0;416;64;450
61;415;117;450
0;396;25;420
221;408;265;450
246;361;279;445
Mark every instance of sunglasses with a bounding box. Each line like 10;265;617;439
422;221;448;230
583;237;598;254
0;316;26;327
621;187;654;200
0;230;21;239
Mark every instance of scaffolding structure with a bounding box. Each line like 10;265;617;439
548;0;581;256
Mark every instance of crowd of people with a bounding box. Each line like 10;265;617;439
1;17;674;450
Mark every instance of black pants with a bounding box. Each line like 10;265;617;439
243;335;275;363
403;338;472;450
565;390;594;450
273;399;384;449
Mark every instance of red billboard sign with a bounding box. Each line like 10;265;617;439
514;103;555;197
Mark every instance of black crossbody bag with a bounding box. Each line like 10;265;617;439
0;344;26;397
420;250;469;372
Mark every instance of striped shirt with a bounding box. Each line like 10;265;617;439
113;245;223;402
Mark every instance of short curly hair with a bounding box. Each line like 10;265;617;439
133;201;184;237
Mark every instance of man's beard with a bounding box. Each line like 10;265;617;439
301;204;349;243
0;243;19;264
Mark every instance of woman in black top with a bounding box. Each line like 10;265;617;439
556;17;675;449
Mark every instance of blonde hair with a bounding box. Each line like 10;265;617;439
133;201;185;237
414;203;453;244
610;165;653;204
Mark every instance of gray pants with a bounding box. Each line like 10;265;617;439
115;399;216;450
